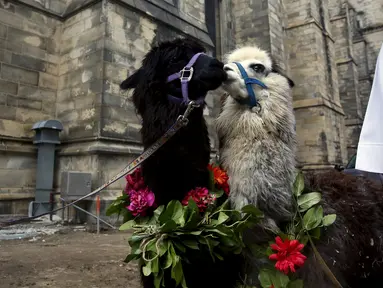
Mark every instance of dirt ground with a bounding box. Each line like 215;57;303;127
0;230;142;288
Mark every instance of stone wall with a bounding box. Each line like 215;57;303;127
0;1;61;214
0;0;217;217
0;0;382;217
285;0;347;169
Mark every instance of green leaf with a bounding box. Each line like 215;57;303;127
217;212;229;225
119;220;135;231
271;270;290;288
171;256;183;286
159;200;184;225
174;241;186;253
293;171;305;197
287;279;304;288
106;194;128;216
152;257;159;274
212;189;224;198
153;271;163;288
181;275;188;288
302;205;323;231
205;228;228;236
154;205;165;219
129;234;148;245
297;192;322;211
265;246;273;256
299;235;309;246
310;226;321;240
163;251;173;269
183;240;199;250
183;200;201;229
157;240;168;257
322;214;337;226
241;204;264;217
258;269;273;288
142;264;151;276
160;220;177;233
124;253;141;263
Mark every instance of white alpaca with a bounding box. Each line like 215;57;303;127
216;45;383;288
216;46;296;225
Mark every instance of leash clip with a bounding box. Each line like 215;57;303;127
177;101;199;126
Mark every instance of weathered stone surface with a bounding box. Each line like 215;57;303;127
1;64;39;86
39;72;58;90
0;79;18;95
0;0;381;215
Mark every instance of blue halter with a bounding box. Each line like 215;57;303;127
233;62;268;108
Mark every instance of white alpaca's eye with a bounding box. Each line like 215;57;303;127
250;64;265;73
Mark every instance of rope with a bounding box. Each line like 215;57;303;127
0;102;199;229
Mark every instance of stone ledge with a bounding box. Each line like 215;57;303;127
293;98;345;115
286;18;335;43
359;75;372;82
330;15;347;22
361;24;383;34
345;118;363;126
58;138;144;156
299;164;337;171
336;57;358;66
0;189;34;200
0;137;36;154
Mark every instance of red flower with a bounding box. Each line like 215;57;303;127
125;167;145;194
126;188;156;216
207;164;230;195
269;236;307;275
182;187;216;212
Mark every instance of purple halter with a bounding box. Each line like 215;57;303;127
166;52;206;105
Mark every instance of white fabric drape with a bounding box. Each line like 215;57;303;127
356;43;383;173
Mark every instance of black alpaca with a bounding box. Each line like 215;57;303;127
297;170;383;287
120;38;242;288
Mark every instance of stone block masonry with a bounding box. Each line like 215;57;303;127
0;0;217;218
0;0;381;217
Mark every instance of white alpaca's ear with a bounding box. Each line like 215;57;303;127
270;59;295;88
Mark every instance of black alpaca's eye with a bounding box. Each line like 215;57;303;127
250;64;265;73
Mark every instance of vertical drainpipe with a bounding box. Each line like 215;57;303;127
31;120;63;217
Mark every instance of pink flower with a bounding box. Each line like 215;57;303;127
182;187;216;212
127;188;156;216
125;168;145;194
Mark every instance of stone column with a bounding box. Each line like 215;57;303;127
285;0;348;169
329;0;362;157
231;0;289;73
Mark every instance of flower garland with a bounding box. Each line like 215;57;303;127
107;167;337;288
250;171;337;288
106;163;263;288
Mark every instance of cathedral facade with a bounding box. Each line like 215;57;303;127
0;0;381;215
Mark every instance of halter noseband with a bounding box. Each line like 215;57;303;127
166;52;206;106
233;62;268;108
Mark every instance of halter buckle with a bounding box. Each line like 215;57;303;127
179;67;194;82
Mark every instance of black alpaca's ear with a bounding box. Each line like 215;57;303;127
270;59;295;88
120;69;143;90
